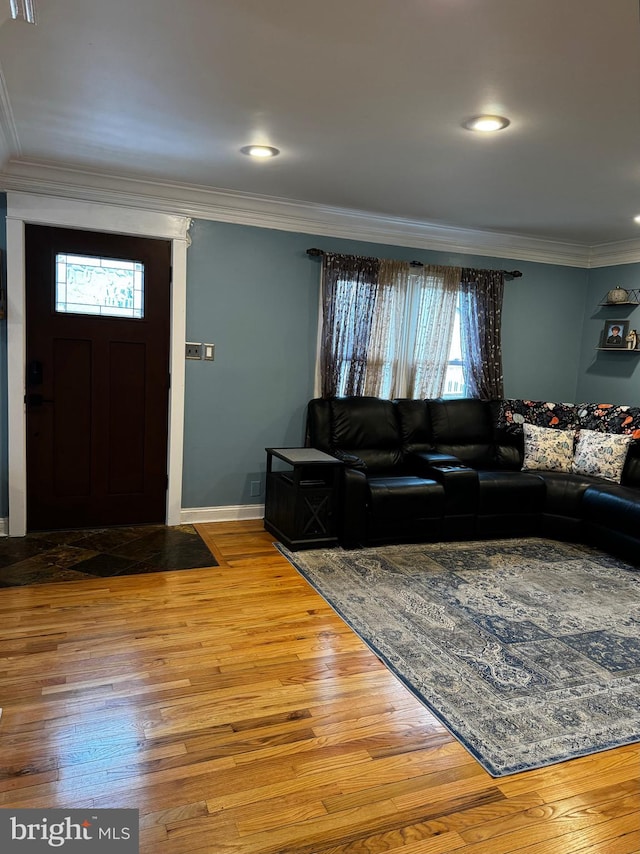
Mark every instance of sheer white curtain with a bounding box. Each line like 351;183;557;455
361;259;410;398
410;265;461;398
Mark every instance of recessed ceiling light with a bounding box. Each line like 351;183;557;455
463;115;510;133
240;145;280;158
634;214;640;224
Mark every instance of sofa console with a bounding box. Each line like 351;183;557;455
305;396;640;565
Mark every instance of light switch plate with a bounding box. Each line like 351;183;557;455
203;343;215;361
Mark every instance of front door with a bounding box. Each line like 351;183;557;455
25;225;171;531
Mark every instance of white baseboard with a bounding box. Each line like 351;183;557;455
180;504;265;525
0;509;263;535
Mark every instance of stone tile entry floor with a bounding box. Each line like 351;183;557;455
0;524;218;587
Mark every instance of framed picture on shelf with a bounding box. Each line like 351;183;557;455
600;319;629;349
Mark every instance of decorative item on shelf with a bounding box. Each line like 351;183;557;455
596;319;640;351
600;319;629;349
600;287;640;306
606;286;629;304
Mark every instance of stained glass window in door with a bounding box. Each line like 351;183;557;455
55;254;144;318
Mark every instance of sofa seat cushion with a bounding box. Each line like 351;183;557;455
582;484;640;540
368;476;444;520
477;471;546;515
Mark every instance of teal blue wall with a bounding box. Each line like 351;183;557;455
183;220;589;508
500;261;587;402
0;207;613;516
182;221;320;508
576;264;640;403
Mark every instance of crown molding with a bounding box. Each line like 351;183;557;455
3;158;638;269
587;238;640;268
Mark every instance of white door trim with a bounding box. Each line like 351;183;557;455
6;192;190;536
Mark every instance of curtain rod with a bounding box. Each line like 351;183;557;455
306;248;522;279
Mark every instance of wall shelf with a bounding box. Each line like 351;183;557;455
599;288;640;306
596;292;639;352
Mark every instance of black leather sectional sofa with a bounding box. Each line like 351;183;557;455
306;396;640;565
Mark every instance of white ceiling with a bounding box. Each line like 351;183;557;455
1;0;640;258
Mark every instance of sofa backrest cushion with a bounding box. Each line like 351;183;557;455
427;398;496;468
493;399;640;486
575;403;640;436
488;400;522;470
308;396;640;485
623;443;640;487
394;399;435;454
330;397;403;472
306;398;333;452
498;399;578;433
493;399;579;471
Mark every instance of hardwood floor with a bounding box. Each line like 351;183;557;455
0;520;638;853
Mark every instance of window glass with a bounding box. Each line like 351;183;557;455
332;277;466;398
56;253;144;318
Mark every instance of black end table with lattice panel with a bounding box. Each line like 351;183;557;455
264;448;342;550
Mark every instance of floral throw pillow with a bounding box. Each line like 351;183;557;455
521;424;575;473
571;429;632;482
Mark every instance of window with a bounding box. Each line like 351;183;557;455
56;253;144;319
442;300;466;398
330;268;461;399
319;252;504;401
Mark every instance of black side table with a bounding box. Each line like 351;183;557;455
264;448;341;550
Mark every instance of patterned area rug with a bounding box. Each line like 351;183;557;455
277;538;640;776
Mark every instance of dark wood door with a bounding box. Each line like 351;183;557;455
25;225;171;531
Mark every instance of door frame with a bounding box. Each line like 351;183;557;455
6;192;191;536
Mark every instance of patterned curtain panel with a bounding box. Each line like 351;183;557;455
410;264;461;398
459;267;505;399
320;253;381;397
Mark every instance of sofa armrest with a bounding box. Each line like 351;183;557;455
408;451;479;516
338;467;369;547
408;450;466;478
333;450;367;470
